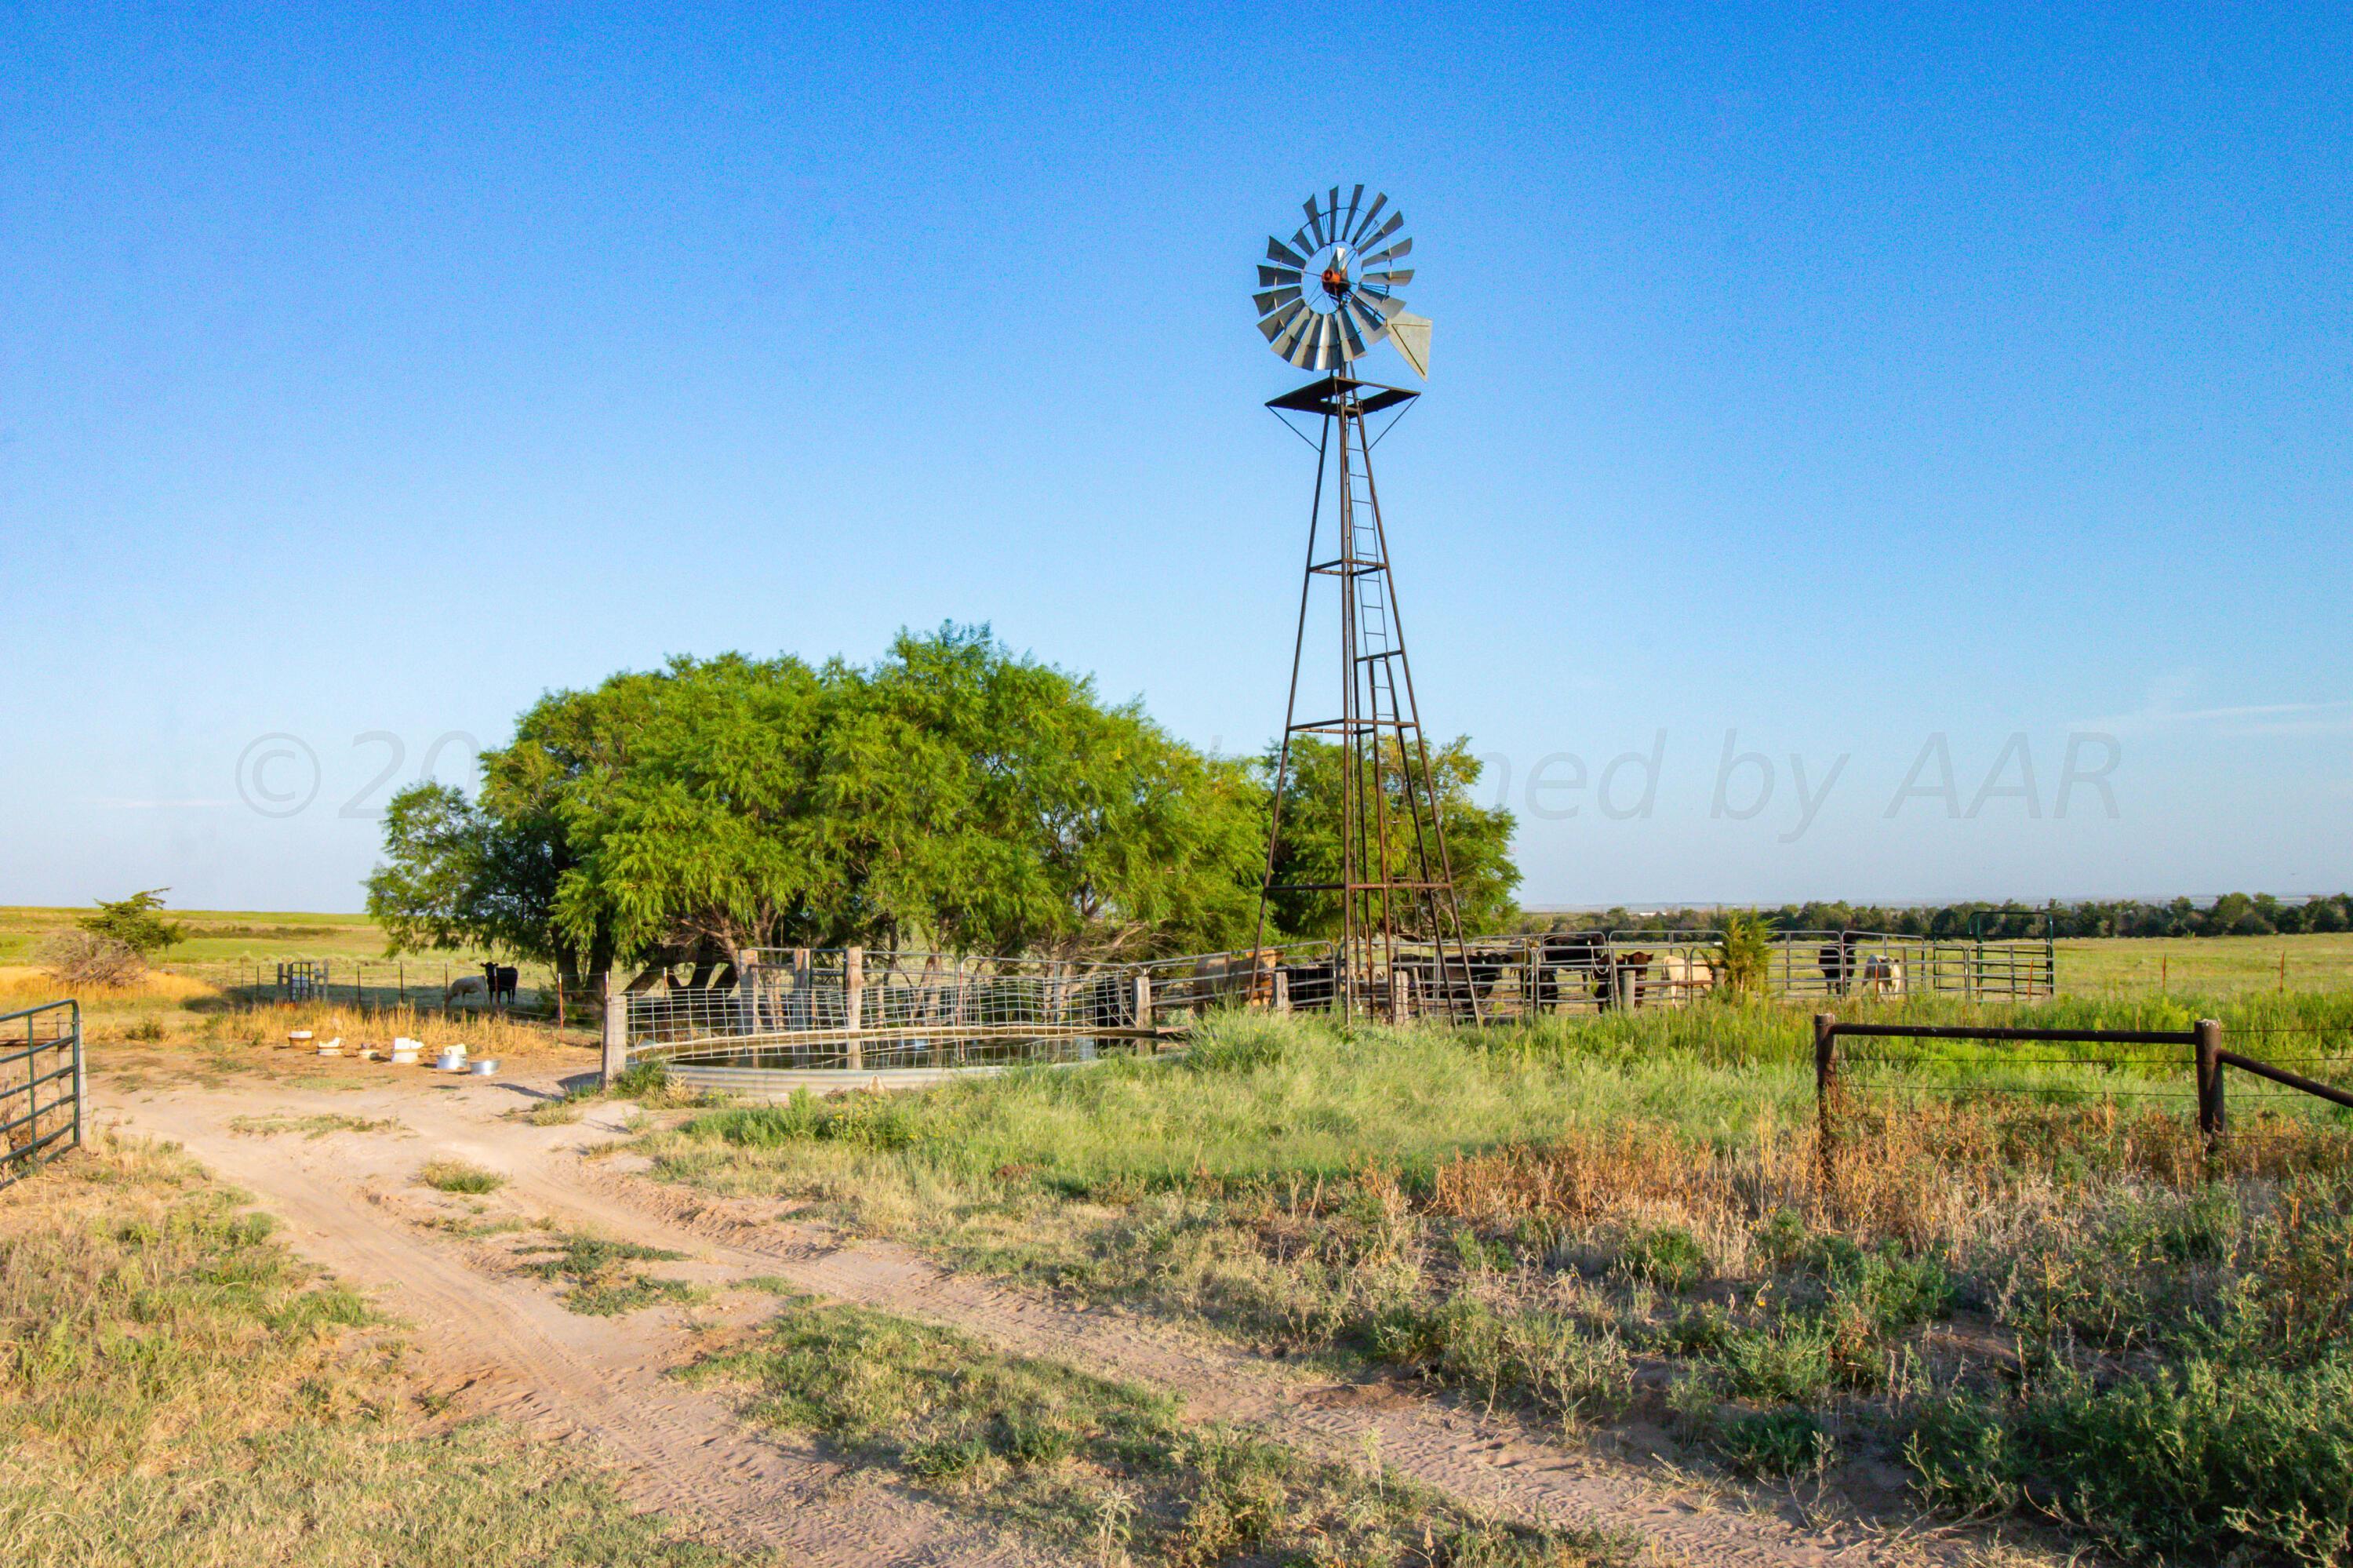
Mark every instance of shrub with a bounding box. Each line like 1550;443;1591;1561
78;888;187;957
1617;1224;1707;1291
1907;1357;2353;1563
1715;1408;1832;1478
36;930;146;988
416;1159;506;1195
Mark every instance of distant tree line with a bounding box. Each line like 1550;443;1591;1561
365;625;1518;982
1522;893;2353;940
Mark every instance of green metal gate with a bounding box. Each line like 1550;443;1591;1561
2;1001;82;1189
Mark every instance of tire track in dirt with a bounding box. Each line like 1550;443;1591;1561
107;1089;1058;1568
112;1072;2009;1568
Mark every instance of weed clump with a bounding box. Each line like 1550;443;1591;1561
416;1159;504;1195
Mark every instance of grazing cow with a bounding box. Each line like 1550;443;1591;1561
1817;931;1866;996
1597;951;1657;1010
445;974;487;1007
482;962;519;1006
1535;932;1612;1006
1861;955;1906;998
1655;952;1717;1002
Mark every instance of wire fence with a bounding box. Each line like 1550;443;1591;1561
1817;1015;2353;1172
171;959;568;1017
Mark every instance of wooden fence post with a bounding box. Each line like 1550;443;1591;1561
600;970;626;1088
1133;973;1153;1047
2195;1017;2225;1159
1271;968;1290;1017
1813;1013;1838;1187
844;947;864;1071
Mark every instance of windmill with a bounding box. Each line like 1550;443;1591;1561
1251;185;1479;1024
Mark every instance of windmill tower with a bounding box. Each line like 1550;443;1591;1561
1249;186;1479;1024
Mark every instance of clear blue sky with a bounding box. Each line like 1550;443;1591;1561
2;4;2347;914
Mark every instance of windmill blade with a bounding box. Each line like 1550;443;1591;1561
1283;315;1320;368
1267;236;1305;267
1362;267;1414;288
1271;305;1316;356
1362;211;1404;248
1343;296;1390;348
1387;311;1432;378
1258;264;1302;288
1311;312;1340;369
1302;195;1326;249
1253;286;1304;317
1335;307;1369;362
1341;184;1363;243
1349;191;1389;245
1362;235;1413;268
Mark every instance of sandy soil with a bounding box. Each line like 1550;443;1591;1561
99;1057;2033;1568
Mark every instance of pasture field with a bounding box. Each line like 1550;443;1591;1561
0;905;393;966
2054;931;2353;995
634;993;2353;1565
0;1133;753;1567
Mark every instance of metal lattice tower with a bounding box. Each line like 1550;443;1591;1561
1246;187;1477;1022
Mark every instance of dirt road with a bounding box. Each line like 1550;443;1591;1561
104;1064;2006;1568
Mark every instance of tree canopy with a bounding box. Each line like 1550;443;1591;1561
368;627;1301;970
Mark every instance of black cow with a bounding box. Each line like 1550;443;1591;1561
1817;931;1865;997
482;962;519;1006
1535;932;1610;1006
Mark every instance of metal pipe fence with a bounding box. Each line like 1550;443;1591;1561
2;1000;82;1190
1813;1013;2353;1172
617;932;2058;1068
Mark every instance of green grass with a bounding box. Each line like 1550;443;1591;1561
515;1233;696;1316
0;1134;752;1566
635;995;2353;1561
682;1296;1618;1566
416;1158;507;1195
231;1112;406;1139
2054;932;2353;996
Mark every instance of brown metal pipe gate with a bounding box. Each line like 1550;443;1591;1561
1814;1013;2345;1173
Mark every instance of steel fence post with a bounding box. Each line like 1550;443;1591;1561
1814;1013;1838;1188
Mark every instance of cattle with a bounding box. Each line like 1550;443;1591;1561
1817;931;1866;996
1861;955;1906;998
445;974;488;1007
482;962;519;1006
1534;932;1612;1006
1597;951;1655;1010
1655;952;1717;1002
1398;946;1518;1017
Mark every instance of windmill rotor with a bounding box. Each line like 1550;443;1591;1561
1252;186;1430;375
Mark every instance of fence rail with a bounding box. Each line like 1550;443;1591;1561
2;1000;82;1190
609;931;2057;1078
1813;1013;2353;1170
